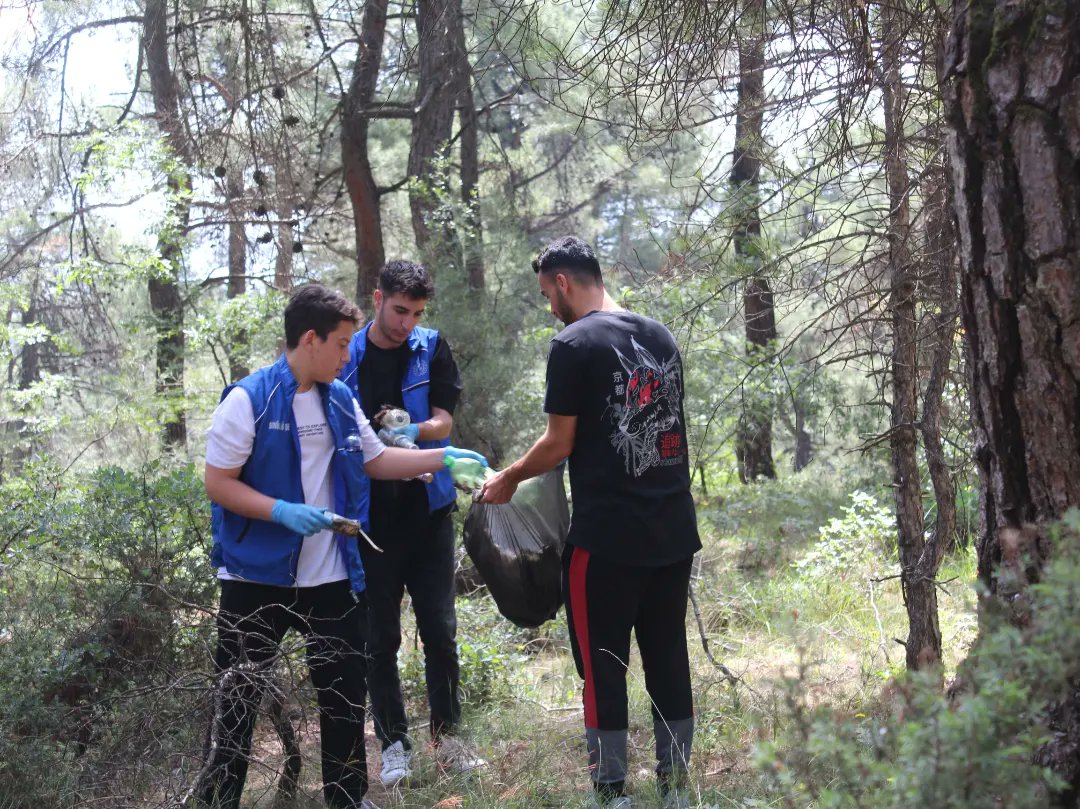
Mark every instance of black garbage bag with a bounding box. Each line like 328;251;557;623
463;467;570;628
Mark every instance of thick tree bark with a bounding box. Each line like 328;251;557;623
945;1;1080;796
341;0;388;302
143;0;191;447
881;0;940;673
731;0;776;483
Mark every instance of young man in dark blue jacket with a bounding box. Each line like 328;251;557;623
339;261;484;786
203;284;485;809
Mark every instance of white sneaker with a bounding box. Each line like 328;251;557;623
585;795;632;809
434;736;487;774
378;740;413;786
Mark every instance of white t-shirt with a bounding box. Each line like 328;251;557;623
206;386;385;587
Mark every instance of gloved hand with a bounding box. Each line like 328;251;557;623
271;500;333;536
443;446;488;467
443;448;491;490
388;423;420;442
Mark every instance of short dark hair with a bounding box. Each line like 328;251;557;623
378;260;435;299
283;284;361;349
531;236;602;285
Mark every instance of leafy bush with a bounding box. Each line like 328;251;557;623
0;461;216;808
753;513;1080;808
793;490;896;579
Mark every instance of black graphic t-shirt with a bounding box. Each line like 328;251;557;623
544;310;701;566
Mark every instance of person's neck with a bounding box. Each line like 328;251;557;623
600;290;624;312
574;287;623;320
367;322;402;350
285;352;315;393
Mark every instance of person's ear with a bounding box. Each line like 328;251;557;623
299;329;317;348
373;289;383;310
555;272;571;294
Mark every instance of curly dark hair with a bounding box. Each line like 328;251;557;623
531;236;602;285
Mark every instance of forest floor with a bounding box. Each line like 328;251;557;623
241;469;979;808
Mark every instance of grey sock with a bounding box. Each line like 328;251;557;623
654;716;694;776
586;727;629;785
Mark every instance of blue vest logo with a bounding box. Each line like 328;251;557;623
268;420;290;432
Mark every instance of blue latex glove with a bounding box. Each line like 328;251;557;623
271;500;333;536
389;423;420;442
443;446;488;467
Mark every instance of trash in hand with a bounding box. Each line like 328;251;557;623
463;466;569;628
378;427;418;450
326;512;383;552
375;408;419;449
445;456;493;491
373;406;432;483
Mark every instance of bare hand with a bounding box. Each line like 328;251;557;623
476;468;518;504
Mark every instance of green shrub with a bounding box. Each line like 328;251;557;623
754;512;1080;808
0;460;216;808
794;490;896;579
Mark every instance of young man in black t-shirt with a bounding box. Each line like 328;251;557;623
479;237;701;808
339;261;485;786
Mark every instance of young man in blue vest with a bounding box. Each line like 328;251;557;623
339;260;484;786
202;284;486;809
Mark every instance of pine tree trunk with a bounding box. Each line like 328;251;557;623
143;0;191;448
945;0;1080;796
732;0;776;483
881;0;940;672
793;397;813;472
918;164;958;565
452;2;484;293
226;174;249;382
341;0;388;302
18;283;40;390
408;0;463;268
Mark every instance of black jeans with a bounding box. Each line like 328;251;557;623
199;580;369;809
362;504;460;751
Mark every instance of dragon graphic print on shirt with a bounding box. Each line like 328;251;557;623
607;337;687;477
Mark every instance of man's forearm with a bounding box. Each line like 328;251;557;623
414;405;454;441
417;412;453;441
503;433;569;485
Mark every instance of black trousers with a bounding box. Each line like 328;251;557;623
199;580;369;809
563;546;695;786
361;505;460;751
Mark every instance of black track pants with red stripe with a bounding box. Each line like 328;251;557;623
563;545;695;787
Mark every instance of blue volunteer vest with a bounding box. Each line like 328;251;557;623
209;355;370;592
340;323;455;512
